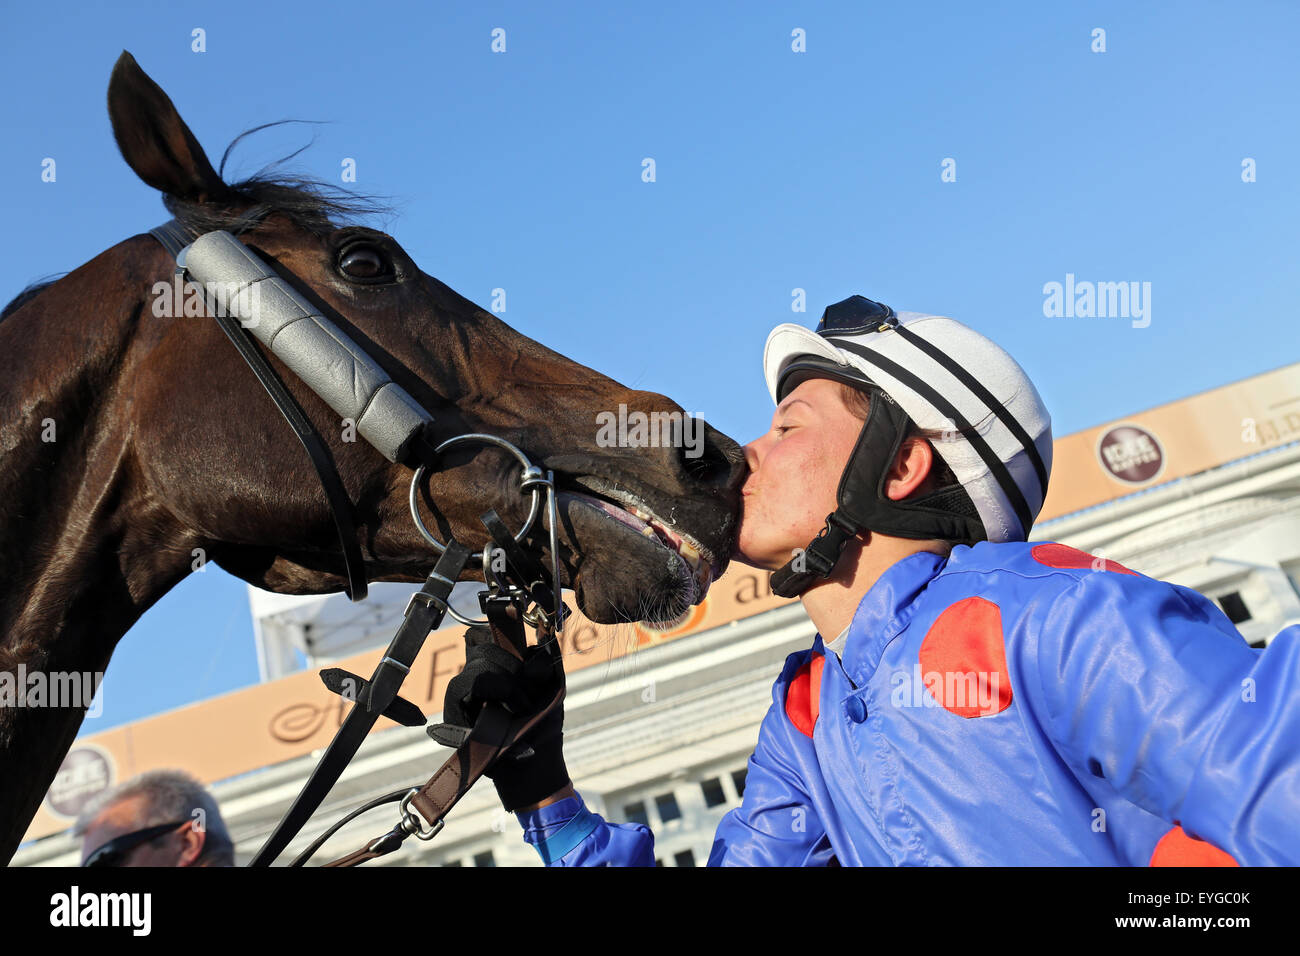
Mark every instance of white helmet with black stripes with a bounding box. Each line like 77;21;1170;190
762;295;1053;597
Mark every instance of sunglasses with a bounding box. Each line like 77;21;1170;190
82;820;191;867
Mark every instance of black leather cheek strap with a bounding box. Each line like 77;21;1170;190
148;213;370;603
210;309;369;602
835;389;911;529
837;388;985;545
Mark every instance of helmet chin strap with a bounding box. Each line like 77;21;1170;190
769;509;864;598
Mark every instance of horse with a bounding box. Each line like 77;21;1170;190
0;51;745;862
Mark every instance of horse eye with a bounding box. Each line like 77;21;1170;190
338;245;390;279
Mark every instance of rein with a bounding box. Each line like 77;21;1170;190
146;213;569;866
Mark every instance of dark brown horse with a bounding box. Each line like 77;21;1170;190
0;51;744;861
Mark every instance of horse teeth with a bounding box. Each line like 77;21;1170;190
677;541;701;572
626;505;706;582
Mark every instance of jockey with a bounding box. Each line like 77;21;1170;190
445;295;1300;866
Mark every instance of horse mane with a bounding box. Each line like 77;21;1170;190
1;120;395;322
0;276;65;320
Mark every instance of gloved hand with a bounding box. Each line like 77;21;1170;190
428;625;568;812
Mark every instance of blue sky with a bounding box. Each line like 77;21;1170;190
2;1;1297;731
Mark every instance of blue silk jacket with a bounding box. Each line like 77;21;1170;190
516;542;1300;866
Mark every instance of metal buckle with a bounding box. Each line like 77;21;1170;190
399;789;445;842
403;590;446;619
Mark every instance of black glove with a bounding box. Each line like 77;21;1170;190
428;625;568;812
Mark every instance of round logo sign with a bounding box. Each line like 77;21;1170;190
44;746;115;820
1097;424;1165;484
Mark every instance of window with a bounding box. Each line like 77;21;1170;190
443;859;463;867
473;850;495;868
655;792;681;822
674;849;696;867
700;777;727;808
1218;592;1251;624
623;800;649;826
732;768;748;799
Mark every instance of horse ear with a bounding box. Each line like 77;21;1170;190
107;51;235;204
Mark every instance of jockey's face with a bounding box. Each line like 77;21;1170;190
734;377;864;570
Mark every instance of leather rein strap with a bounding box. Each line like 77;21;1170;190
315;514;568;867
321;602;565;867
250;539;474;866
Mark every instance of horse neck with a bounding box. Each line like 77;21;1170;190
0;239;196;681
0;239;204;859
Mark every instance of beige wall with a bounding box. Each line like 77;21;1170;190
1039;361;1300;522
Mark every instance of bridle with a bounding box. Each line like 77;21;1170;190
146;208;568;866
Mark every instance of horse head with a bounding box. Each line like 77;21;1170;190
0;52;746;859
103;51;745;626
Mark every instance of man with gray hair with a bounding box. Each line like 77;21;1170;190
73;769;235;867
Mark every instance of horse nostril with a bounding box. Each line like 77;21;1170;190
679;422;746;490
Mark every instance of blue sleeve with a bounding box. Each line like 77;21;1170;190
708;651;836;866
1024;569;1300;865
515;794;655;866
516;649;837;867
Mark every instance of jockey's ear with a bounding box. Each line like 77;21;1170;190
884;437;935;502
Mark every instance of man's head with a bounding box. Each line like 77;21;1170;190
739;296;1053;596
74;769;235;867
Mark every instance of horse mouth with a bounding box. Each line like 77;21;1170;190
552;476;723;626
